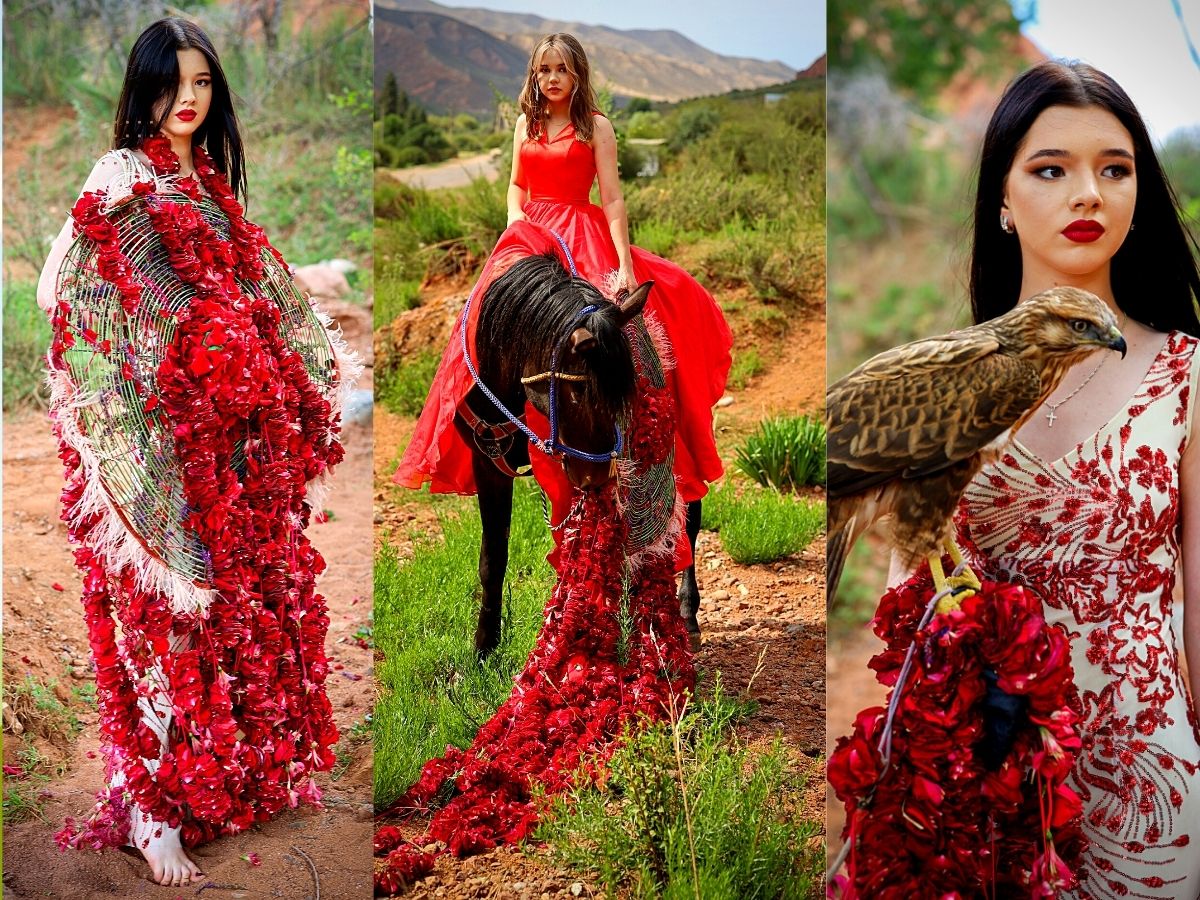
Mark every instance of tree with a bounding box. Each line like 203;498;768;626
627;97;653;114
830;0;1023;102
378;71;399;120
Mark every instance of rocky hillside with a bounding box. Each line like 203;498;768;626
376;0;800;115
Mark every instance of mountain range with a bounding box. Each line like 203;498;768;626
375;0;808;116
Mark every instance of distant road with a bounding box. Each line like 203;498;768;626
384;150;502;190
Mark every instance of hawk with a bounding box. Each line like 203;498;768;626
826;286;1126;605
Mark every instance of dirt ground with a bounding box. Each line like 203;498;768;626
2;312;377;898
372;276;827;897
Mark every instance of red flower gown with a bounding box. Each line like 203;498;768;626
394;117;732;565
957;332;1200;899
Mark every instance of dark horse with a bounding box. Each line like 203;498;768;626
454;252;704;657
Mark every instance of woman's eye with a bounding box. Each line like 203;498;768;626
1033;165;1065;179
1102;163;1132;179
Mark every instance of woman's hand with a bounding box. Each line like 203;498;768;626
618;259;636;294
507;210;528;226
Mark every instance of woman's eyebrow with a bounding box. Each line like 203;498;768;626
1024;147;1134;162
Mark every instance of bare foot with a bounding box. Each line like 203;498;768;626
132;818;205;887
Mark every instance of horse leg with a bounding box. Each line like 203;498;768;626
473;453;513;658
677;498;703;651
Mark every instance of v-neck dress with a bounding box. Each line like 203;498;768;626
395;117;732;565
957;331;1200;899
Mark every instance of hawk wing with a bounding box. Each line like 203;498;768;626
827;332;1042;499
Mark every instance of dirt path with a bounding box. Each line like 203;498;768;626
382;152;501;191
2;322;376;898
372;283;827;897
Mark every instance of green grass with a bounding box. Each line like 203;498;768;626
735;416;827;491
3;672;91;822
3;282;51;412
377;348;442;418
373;481;555;807
727;348;765;391
331;715;373;783
702;480;825;565
537;685;822;899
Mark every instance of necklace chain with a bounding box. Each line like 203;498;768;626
1044;313;1127;427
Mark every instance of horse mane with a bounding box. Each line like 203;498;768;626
476;253;636;417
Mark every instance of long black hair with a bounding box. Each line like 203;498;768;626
970;61;1200;335
113;17;246;202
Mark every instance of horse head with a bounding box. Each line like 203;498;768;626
475;252;652;490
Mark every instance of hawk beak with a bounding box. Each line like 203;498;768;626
1107;330;1127;359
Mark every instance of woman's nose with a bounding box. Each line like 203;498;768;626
1071;175;1102;209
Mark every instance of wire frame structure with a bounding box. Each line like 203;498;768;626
54;193;339;588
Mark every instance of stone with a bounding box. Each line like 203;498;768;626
294;264;350;300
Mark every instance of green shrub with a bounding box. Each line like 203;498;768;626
735;416;826;490
702;480;825;565
377;349;442;417
375;276;422;326
4;283;51;413
538;687;821;898
728;348;765;390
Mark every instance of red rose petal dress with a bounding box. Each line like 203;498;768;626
957;332;1200;899
394;117;732;567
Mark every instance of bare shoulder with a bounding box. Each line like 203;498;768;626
591;114;615;140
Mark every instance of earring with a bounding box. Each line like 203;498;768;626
1000;214;1014;234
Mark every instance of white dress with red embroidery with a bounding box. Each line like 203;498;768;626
958;331;1200;900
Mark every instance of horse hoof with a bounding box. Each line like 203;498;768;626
688;631;702;652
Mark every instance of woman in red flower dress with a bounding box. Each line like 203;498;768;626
37;19;355;888
954;62;1200;897
394;32;732;576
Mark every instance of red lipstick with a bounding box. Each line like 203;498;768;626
1062;219;1105;243
176;109;197;122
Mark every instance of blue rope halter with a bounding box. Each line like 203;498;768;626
459;230;624;465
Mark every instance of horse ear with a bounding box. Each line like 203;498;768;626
617;280;653;324
570;327;597;355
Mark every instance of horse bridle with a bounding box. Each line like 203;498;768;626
459;231;624;466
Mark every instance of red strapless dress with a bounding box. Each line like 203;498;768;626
394;121;732;566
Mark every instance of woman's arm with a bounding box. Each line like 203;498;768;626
507;115;528;226
36;153;125;314
1181;383;1200;708
592;115;635;293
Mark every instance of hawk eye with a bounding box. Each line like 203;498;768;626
1069;319;1089;333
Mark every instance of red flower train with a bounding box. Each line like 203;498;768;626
828;568;1087;898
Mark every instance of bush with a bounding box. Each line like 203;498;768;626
4;283;51;412
702;480;825;565
538;687;821;898
377;349;442;417
735;415;826;491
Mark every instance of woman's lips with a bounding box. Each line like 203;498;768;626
1062;220;1105;243
176;110;197;122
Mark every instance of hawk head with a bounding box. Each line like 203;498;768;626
997;286;1127;364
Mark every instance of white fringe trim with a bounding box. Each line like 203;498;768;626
46;364;217;616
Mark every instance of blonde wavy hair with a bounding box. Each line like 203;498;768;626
518;33;599;142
